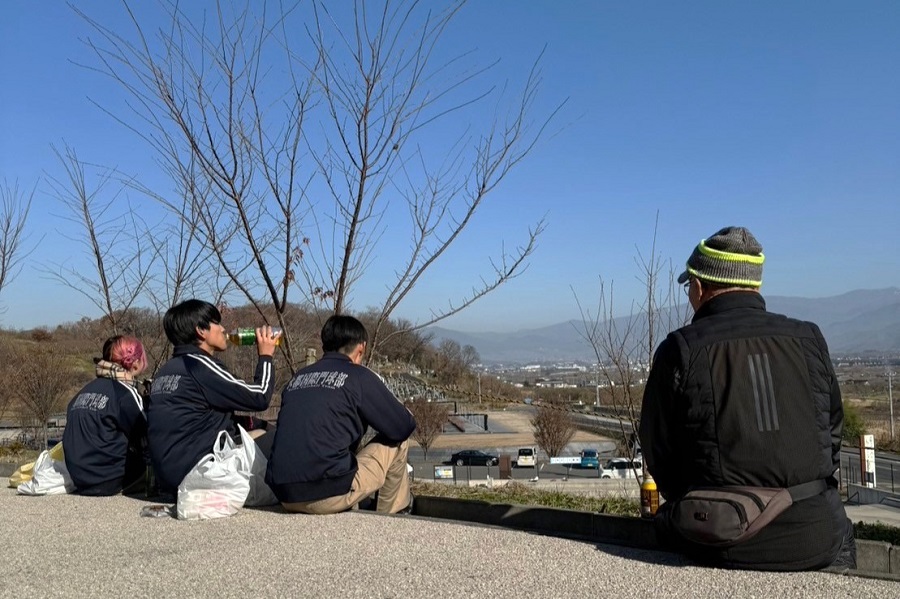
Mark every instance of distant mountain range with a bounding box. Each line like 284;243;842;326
428;288;900;364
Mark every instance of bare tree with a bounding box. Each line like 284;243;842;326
531;397;575;458
408;398;449;460
18;348;82;450
0;179;35;307
76;0;560;369
44;144;157;338
575;217;689;471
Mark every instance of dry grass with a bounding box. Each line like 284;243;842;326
411;480;640;516
845;395;899;452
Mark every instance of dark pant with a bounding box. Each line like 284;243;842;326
828;519;857;570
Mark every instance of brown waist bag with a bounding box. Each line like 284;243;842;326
669;479;828;548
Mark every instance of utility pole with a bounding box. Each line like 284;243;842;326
477;373;482;404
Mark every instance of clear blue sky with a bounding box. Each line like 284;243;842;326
2;1;899;332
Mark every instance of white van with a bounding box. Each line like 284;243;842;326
516;447;537;468
600;457;643;479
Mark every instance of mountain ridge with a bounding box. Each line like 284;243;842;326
428;287;900;364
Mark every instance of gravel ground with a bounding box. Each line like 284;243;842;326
1;488;896;598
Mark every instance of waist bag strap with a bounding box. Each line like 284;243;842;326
787;479;828;503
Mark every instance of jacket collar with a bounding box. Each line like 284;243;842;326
173;344;214;358
693;291;766;323
321;351;352;363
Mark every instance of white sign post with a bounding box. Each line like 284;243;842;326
860;434;876;489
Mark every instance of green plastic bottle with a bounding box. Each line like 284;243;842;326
227;327;282;346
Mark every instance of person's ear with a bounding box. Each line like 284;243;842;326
195;326;208;341
354;341;366;363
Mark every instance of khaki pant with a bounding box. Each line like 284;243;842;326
282;439;411;515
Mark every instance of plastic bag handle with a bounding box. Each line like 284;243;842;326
215;430;237;453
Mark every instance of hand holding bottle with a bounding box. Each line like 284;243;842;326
255;325;280;356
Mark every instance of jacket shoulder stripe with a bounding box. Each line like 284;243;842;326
115;380;145;413
186;354;272;393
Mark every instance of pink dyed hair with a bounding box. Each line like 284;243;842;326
103;335;147;373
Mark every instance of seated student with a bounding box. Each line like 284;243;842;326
147;299;278;494
266;315;416;514
63;335;148;496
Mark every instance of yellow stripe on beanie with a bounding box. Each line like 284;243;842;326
698;239;765;265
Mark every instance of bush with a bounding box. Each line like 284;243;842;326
842;401;866;441
0;440;34;462
854;521;900;546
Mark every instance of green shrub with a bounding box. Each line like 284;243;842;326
854;521;900;546
842;401;866;441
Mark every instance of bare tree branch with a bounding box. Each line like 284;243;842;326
43;144;157;336
75;0;561;369
0;180;35;305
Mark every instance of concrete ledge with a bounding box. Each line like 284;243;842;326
415;495;899;579
856;540;891;573
0;463;16;478
893;542;900;574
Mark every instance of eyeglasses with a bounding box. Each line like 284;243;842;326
683;280;691;296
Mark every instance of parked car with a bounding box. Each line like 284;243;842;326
579;448;599;469
516;446;537;468
449;450;499;466
600;457;642;479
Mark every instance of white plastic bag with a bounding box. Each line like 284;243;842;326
177;431;250;520
237;425;278;507
17;447;75;496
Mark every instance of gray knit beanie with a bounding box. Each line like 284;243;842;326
677;226;765;288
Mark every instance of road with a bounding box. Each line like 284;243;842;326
412;453;900;490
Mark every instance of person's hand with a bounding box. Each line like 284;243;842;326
256;325;279;357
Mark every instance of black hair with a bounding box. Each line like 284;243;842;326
163;299;222;346
101;335;124;361
321;314;368;354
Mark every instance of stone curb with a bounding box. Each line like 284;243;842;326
414;495;900;579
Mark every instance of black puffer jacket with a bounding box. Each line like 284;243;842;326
640;292;847;570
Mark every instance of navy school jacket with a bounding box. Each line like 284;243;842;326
147;345;274;492
63;376;146;494
266;352;416;503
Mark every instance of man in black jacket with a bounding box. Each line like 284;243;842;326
639;226;855;571
147;299;278;493
266;315;416;514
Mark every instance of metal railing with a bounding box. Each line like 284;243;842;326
841;454;898;494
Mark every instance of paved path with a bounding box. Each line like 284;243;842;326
846;503;900;527
1;488;896;598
